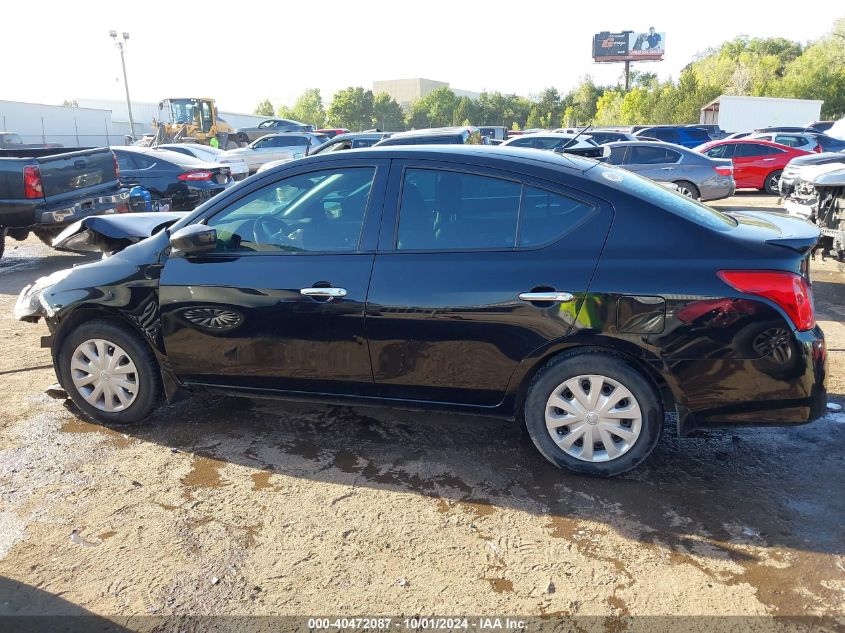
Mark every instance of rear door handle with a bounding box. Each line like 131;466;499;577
518;291;574;303
660;167;674;171
763;158;776;162
300;287;347;300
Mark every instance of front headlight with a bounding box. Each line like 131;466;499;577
13;268;72;321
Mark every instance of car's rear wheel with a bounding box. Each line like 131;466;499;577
673;180;699;199
524;352;663;476
57;321;162;424
764;170;782;195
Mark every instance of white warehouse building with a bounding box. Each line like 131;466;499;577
0;98;268;147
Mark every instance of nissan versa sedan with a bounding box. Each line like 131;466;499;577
14;146;826;477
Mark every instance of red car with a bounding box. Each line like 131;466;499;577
695;139;810;194
315;128;350;139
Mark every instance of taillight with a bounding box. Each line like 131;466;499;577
23;165;44;198
718;270;815;331
714;165;733;176
112;151;120;179
177;170;213;181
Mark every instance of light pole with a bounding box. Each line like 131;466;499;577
109;30;136;141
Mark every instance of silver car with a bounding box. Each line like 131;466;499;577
604;141;735;201
235;118;314;143
224;133;328;172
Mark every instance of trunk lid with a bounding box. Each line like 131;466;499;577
727;210;821;255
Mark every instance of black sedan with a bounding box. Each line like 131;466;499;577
14;146;827;476
112;146;232;211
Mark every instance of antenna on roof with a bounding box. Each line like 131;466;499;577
562;120;593;149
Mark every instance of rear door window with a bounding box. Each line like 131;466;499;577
736;143;784;157
606;146;628;165
395;168;596;251
649;128;679;143
629;146;675;164
397;169;520;250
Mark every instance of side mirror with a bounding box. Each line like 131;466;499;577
170;224;217;255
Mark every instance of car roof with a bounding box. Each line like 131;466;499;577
605;140;689;149
387;127;474;138
708;138;792;147
510;132;583;139
260;132;319;139
283;145;597;175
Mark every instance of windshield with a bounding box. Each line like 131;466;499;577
167;99;200;125
588;163;737;230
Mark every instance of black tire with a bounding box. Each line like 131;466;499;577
524;351;663;477
673;180;700;199
57;321;163;425
33;227;63;248
764;170;782;195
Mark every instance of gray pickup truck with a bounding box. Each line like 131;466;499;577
0;132;63;150
0;146;128;258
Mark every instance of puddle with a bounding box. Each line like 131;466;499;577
251;471;282;491
332;450;361;473
181;456;229;498
484;577;513;593
459;500;496;518
61;418;133;449
283;440;321;460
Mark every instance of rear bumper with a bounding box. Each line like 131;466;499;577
667;327;828;434
38;190;130;227
700;180;735;202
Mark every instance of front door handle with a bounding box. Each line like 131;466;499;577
659;167;674;171
762;158;776;162
518;291;574;303
300;287;347;300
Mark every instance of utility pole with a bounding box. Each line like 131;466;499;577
110;30;136;142
624;60;631;92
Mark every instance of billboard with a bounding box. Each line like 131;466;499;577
593;29;665;62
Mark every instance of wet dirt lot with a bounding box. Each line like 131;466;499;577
0;193;843;629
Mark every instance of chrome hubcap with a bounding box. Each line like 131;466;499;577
545;374;643;463
70;339;139;412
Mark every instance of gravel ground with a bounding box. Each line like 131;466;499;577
0;193;843;631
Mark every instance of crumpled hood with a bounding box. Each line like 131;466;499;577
53;212;188;254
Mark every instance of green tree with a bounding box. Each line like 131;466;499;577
452;96;479;127
372;93;405;130
253;98;274;116
568;77;603;125
594;91;624;126
327;87;375;130
777;23;845;118
279;88;326;128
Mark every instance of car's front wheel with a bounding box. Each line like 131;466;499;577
524;352;663;476
57;321;162;424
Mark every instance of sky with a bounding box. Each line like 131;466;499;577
1;0;841;115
